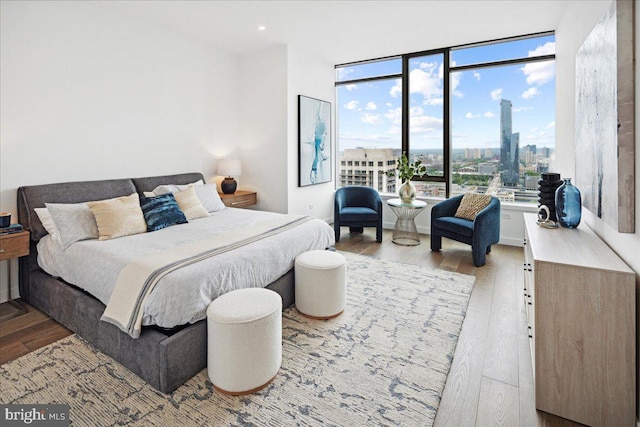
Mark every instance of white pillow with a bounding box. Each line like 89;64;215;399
35;208;61;243
45;202;99;250
152;181;225;213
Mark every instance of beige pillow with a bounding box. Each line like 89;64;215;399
174;186;209;220
87;193;147;240
454;194;492;221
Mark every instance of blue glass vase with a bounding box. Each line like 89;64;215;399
555;178;581;228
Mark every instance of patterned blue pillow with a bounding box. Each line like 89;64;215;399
140;194;188;232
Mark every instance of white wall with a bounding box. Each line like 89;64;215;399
556;0;640;419
287;46;335;221
237;46;289;214
0;1;240;301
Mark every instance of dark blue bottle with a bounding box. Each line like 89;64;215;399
555;178;581;228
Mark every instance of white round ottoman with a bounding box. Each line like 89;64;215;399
206;288;282;395
295;250;346;319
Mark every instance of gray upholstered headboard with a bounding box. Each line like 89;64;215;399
17;172;205;242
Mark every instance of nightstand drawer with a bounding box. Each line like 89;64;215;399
0;231;30;261
219;191;257;208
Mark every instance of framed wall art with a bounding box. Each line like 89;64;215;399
298;95;331;186
575;0;635;233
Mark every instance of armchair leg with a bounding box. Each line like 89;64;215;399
430;234;442;252
335;225;341;242
376;225;382;243
472;248;487;267
486;245;491;254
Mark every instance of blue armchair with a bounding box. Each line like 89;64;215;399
430;195;500;267
334;187;383;243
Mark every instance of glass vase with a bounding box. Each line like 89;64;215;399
555;178;581;228
399;180;416;203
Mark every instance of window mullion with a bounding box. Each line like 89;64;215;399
443;49;451;198
401;56;409;158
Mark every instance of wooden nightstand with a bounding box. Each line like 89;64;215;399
0;230;30;321
218;191;257;208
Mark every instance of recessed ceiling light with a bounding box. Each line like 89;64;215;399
257;25;267;31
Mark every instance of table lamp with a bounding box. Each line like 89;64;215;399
217;159;242;194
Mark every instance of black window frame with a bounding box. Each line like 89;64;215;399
335;31;555;199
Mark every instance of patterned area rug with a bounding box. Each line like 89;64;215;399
1;252;475;426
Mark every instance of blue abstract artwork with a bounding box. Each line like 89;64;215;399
298;95;331;186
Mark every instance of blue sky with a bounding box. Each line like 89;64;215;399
337;35;555;151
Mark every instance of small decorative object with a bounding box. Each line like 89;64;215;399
0;212;11;228
384;153;427;203
298;95;331;186
537;172;563;223
217;159;242;194
555;178;582;228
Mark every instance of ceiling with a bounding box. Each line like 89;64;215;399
97;1;568;65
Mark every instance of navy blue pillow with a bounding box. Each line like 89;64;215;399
140;194;188;232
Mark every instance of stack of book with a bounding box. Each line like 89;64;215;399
0;224;23;236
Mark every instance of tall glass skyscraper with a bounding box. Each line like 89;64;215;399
499;99;520;186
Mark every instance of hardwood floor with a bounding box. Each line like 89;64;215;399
0;228;583;426
0;302;72;365
334;228;583;427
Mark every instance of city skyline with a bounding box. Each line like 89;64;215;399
337;34;555;151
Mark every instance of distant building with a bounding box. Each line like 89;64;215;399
500;99;520;186
478;162;497;175
338;148;399;192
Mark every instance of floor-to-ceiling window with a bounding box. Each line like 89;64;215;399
336;32;555;203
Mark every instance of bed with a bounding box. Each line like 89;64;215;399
17;172;334;393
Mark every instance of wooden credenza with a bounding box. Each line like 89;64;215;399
523;213;635;426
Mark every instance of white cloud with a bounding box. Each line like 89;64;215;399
409;106;443;133
390;78;402;98
344;100;359;110
521;87;539;99
385;102;393;108
465;112;479;119
345;84;358;91
384;107;402;124
521;60;555;86
513;106;532;113
528;41;555;57
490;88;503;101
337;68;354;80
473;71;481;81
484;111;495;118
361;113;382;125
365;101;377;111
390;63;452;103
547;121;555;128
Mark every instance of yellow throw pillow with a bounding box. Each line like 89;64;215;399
174;186;209;220
87;193;147;240
454;194;492;221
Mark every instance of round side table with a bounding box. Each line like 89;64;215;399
387;198;427;246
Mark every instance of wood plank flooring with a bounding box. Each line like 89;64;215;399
334;228;584;427
0;228;584;426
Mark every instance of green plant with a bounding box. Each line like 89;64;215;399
384;152;427;182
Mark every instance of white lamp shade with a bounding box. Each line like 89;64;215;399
217;159;242;177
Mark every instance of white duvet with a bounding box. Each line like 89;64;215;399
37;208;335;329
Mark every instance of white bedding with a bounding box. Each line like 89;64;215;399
37;208;335;329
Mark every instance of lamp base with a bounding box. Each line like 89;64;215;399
221;177;237;194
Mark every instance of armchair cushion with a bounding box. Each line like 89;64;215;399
433;216;473;238
455;193;492;220
339;207;379;222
